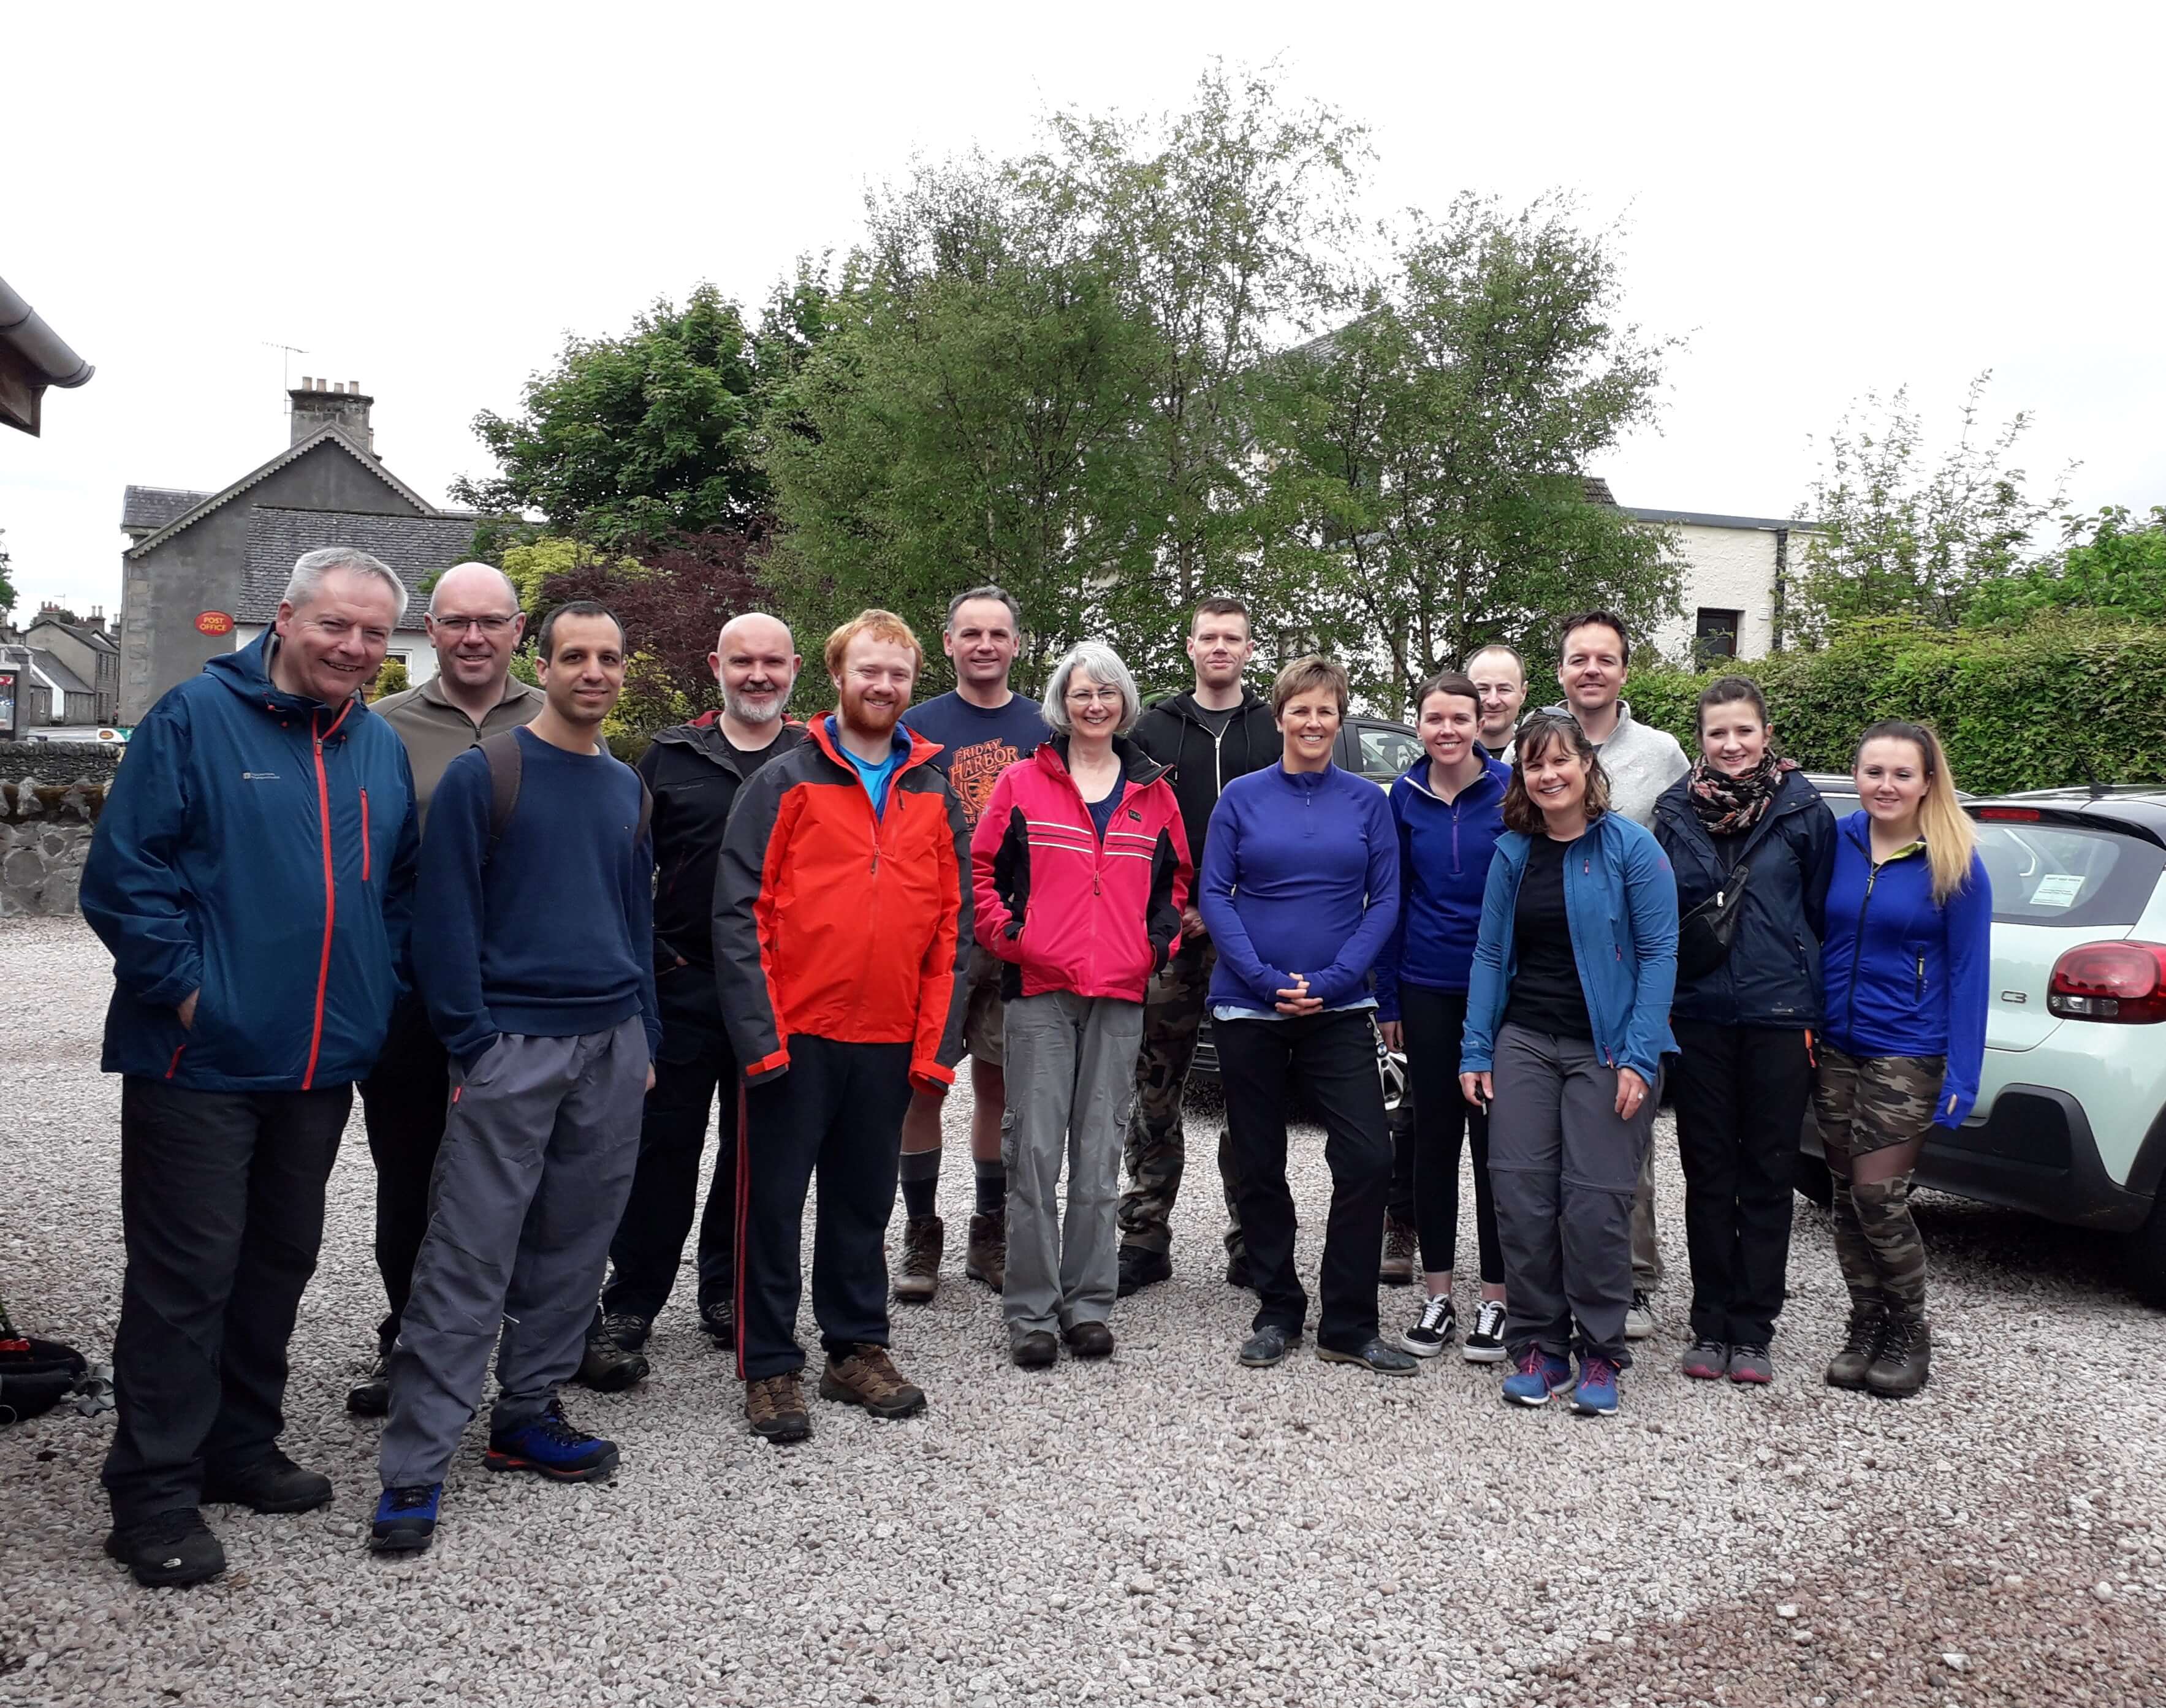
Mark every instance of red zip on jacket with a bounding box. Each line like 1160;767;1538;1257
971;736;1191;1004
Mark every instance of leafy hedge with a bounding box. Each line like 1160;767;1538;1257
1628;617;2166;794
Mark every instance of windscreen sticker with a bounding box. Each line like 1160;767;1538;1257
2028;873;2084;908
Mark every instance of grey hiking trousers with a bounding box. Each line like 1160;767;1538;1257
379;1019;648;1489
1002;991;1146;1343
1488;1023;1660;1365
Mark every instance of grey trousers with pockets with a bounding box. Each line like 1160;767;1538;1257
379;1017;648;1489
1001;991;1147;1343
1487;1023;1659;1365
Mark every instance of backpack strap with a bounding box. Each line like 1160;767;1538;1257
635;773;653;845
477;730;524;865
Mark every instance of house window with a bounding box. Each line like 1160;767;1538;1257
1695;608;1743;664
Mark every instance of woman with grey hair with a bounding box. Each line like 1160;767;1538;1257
970;643;1192;1367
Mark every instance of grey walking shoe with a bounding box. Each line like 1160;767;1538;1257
1237;1324;1301;1368
1624;1289;1655;1340
1725;1343;1774;1385
1318;1337;1421;1377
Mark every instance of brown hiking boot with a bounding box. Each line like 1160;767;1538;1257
965;1210;1006;1291
1864;1311;1931;1398
744;1372;811;1443
893;1214;944;1304
1824;1303;1885;1391
819;1343;927;1419
1380;1217;1418;1285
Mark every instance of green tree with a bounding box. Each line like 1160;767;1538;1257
761;155;1153;678
1964;504;2166;627
0;529;15;623
1792;373;2069;642
367;657;409;701
1255;195;1681;712
452;284;769;545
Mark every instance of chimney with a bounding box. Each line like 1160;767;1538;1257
85;607;107;635
289;374;374;454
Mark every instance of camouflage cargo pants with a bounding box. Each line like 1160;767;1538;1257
1813;1046;1942;1316
1117;938;1244;1260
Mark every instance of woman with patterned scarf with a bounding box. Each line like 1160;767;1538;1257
1652;678;1834;1387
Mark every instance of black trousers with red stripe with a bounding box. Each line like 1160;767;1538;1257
736;1036;914;1381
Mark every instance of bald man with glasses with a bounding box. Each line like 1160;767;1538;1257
346;563;545;1418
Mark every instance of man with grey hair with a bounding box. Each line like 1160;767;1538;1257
893;585;1049;1302
82;548;419;1587
345;559;545;1418
1466;643;1530;756
580;611;808;1385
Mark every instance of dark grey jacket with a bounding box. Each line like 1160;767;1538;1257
1652;768;1835;1028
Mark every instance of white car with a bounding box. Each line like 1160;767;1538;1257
1800;787;2166;1304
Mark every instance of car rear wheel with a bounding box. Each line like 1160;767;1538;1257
2126;1196;2166;1309
1793;1149;1834;1210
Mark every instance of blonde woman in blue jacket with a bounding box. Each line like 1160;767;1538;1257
1460;713;1679;1418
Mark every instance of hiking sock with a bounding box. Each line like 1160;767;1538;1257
974;1156;1006;1218
900;1147;941;1222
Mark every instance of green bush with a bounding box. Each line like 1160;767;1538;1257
1628;615;2166;794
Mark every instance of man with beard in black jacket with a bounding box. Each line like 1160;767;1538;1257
579;613;808;1387
1116;596;1280;1295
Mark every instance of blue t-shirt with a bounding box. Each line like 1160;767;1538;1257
1086;778;1128;843
828;716;907;817
901;690;1049;830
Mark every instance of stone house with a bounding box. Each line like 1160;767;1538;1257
1624;507;1822;664
18;605;121;724
117;381;477;723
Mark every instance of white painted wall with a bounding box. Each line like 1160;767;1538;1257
232;624;438;689
1629;515;1815;663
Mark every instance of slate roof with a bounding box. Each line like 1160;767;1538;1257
26;614;119;655
125;428;437;558
237;507;477;632
121;485;215;534
23;647;93;697
1621;506;1819;532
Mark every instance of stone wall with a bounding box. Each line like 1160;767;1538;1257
1;778;104;917
0;741;121;784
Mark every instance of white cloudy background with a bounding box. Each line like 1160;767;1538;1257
6;1;2160;618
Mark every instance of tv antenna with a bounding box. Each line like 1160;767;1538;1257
264;341;310;413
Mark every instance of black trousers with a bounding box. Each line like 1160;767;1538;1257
1670;1020;1815;1344
1400;984;1502;1283
1385;1098;1416;1226
358;995;449;1355
1216;1010;1391;1354
601;976;741;1323
736;1036;914;1381
103;1076;351;1526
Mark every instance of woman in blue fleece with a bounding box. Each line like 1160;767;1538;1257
1374;670;1513;1364
1199;656;1407;1377
1460;712;1678;1418
1815;720;1989;1400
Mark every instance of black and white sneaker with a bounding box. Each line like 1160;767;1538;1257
1462;1299;1508;1364
1400;1294;1455;1357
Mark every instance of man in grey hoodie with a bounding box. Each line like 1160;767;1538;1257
1546;611;1689;1339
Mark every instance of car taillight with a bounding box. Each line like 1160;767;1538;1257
1975;807;2044;822
2048;941;2166;1023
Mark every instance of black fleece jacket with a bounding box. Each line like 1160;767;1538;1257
1130;687;1279;876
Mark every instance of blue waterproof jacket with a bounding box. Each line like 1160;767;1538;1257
82;631;419;1091
1821;810;1993;1128
1461;811;1679;1084
1652;769;1835;1028
1374;751;1511;1015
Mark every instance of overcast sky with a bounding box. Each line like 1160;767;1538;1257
7;2;2160;621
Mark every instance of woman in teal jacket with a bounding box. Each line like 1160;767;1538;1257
1459;713;1678;1418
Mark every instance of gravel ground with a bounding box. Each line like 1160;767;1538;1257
4;912;2164;1707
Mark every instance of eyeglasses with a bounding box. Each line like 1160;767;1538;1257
1065;688;1123;706
430;614;519;634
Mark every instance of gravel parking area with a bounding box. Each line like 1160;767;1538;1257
6;913;2165;1707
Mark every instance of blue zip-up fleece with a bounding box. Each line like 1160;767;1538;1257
414;727;663;1072
1461;812;1679;1083
1374;752;1511;1017
1652;769;1835;1027
1822;810;1993;1127
1199;764;1400;1011
82;631;419;1091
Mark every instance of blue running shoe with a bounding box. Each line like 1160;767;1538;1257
369;1484;441;1554
1500;1346;1573;1408
1571;1353;1621;1416
484;1399;620;1482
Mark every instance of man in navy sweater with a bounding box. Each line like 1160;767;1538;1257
371;601;661;1555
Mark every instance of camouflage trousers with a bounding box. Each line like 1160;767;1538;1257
1814;1046;1942;1316
1117;938;1244;1260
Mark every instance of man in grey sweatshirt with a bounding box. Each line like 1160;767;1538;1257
1548;611;1690;1338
